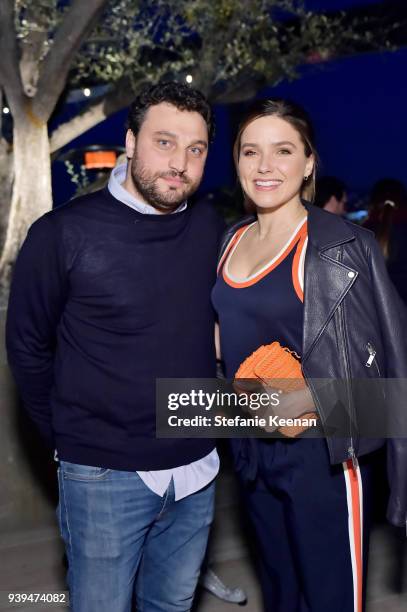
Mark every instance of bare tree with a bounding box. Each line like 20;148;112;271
0;0;394;299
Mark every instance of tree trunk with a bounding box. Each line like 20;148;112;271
0;116;52;302
0;141;13;254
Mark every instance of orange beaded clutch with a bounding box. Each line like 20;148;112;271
235;342;317;437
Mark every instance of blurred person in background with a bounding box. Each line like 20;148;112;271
314;175;347;215
364;178;407;304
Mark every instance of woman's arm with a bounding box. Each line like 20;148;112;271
366;232;407;528
215;322;221;361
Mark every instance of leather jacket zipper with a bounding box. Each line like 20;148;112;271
336;249;357;468
366;342;381;376
366;341;386;404
366;343;376;367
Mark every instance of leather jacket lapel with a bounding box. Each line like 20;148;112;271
302;244;358;362
302;204;358;363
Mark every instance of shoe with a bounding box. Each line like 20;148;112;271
199;568;248;605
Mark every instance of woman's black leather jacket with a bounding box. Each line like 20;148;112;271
218;202;407;528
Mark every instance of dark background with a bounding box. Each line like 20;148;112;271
51;0;407;210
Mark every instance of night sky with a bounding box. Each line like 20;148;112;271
305;0;381;9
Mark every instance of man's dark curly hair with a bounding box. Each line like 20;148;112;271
127;81;215;142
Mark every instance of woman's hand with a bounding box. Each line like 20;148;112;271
266;384;315;419
261;384;317;434
233;378;317;434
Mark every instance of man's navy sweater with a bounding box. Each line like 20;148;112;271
6;188;223;470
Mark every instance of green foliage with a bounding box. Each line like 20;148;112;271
63;160;90;193
14;0;65;60
13;0;396;101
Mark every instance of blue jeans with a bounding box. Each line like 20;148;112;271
57;461;215;612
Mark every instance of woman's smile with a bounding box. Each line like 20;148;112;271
253;178;283;191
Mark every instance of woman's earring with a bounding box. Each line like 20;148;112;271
304;175;309;181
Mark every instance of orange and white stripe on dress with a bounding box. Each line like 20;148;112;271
292;222;308;302
343;458;364;612
222;217;307;289
216;224;253;276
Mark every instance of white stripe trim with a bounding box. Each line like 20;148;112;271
298;235;308;292
225;216;307;283
356;462;364;553
343;461;358;612
219;222;255;273
223;222;256;277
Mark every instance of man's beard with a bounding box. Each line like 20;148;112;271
130;153;201;213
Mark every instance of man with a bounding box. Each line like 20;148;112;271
314;175;348;215
6;82;224;612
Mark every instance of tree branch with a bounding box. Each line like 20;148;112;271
49;77;144;154
18;5;50;98
0;0;24;112
32;0;110;122
194;6;243;96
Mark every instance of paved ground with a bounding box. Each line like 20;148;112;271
1;463;406;612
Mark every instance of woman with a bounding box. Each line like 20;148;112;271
364;178;407;304
212;99;407;612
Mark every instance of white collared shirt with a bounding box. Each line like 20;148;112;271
107;163;219;500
